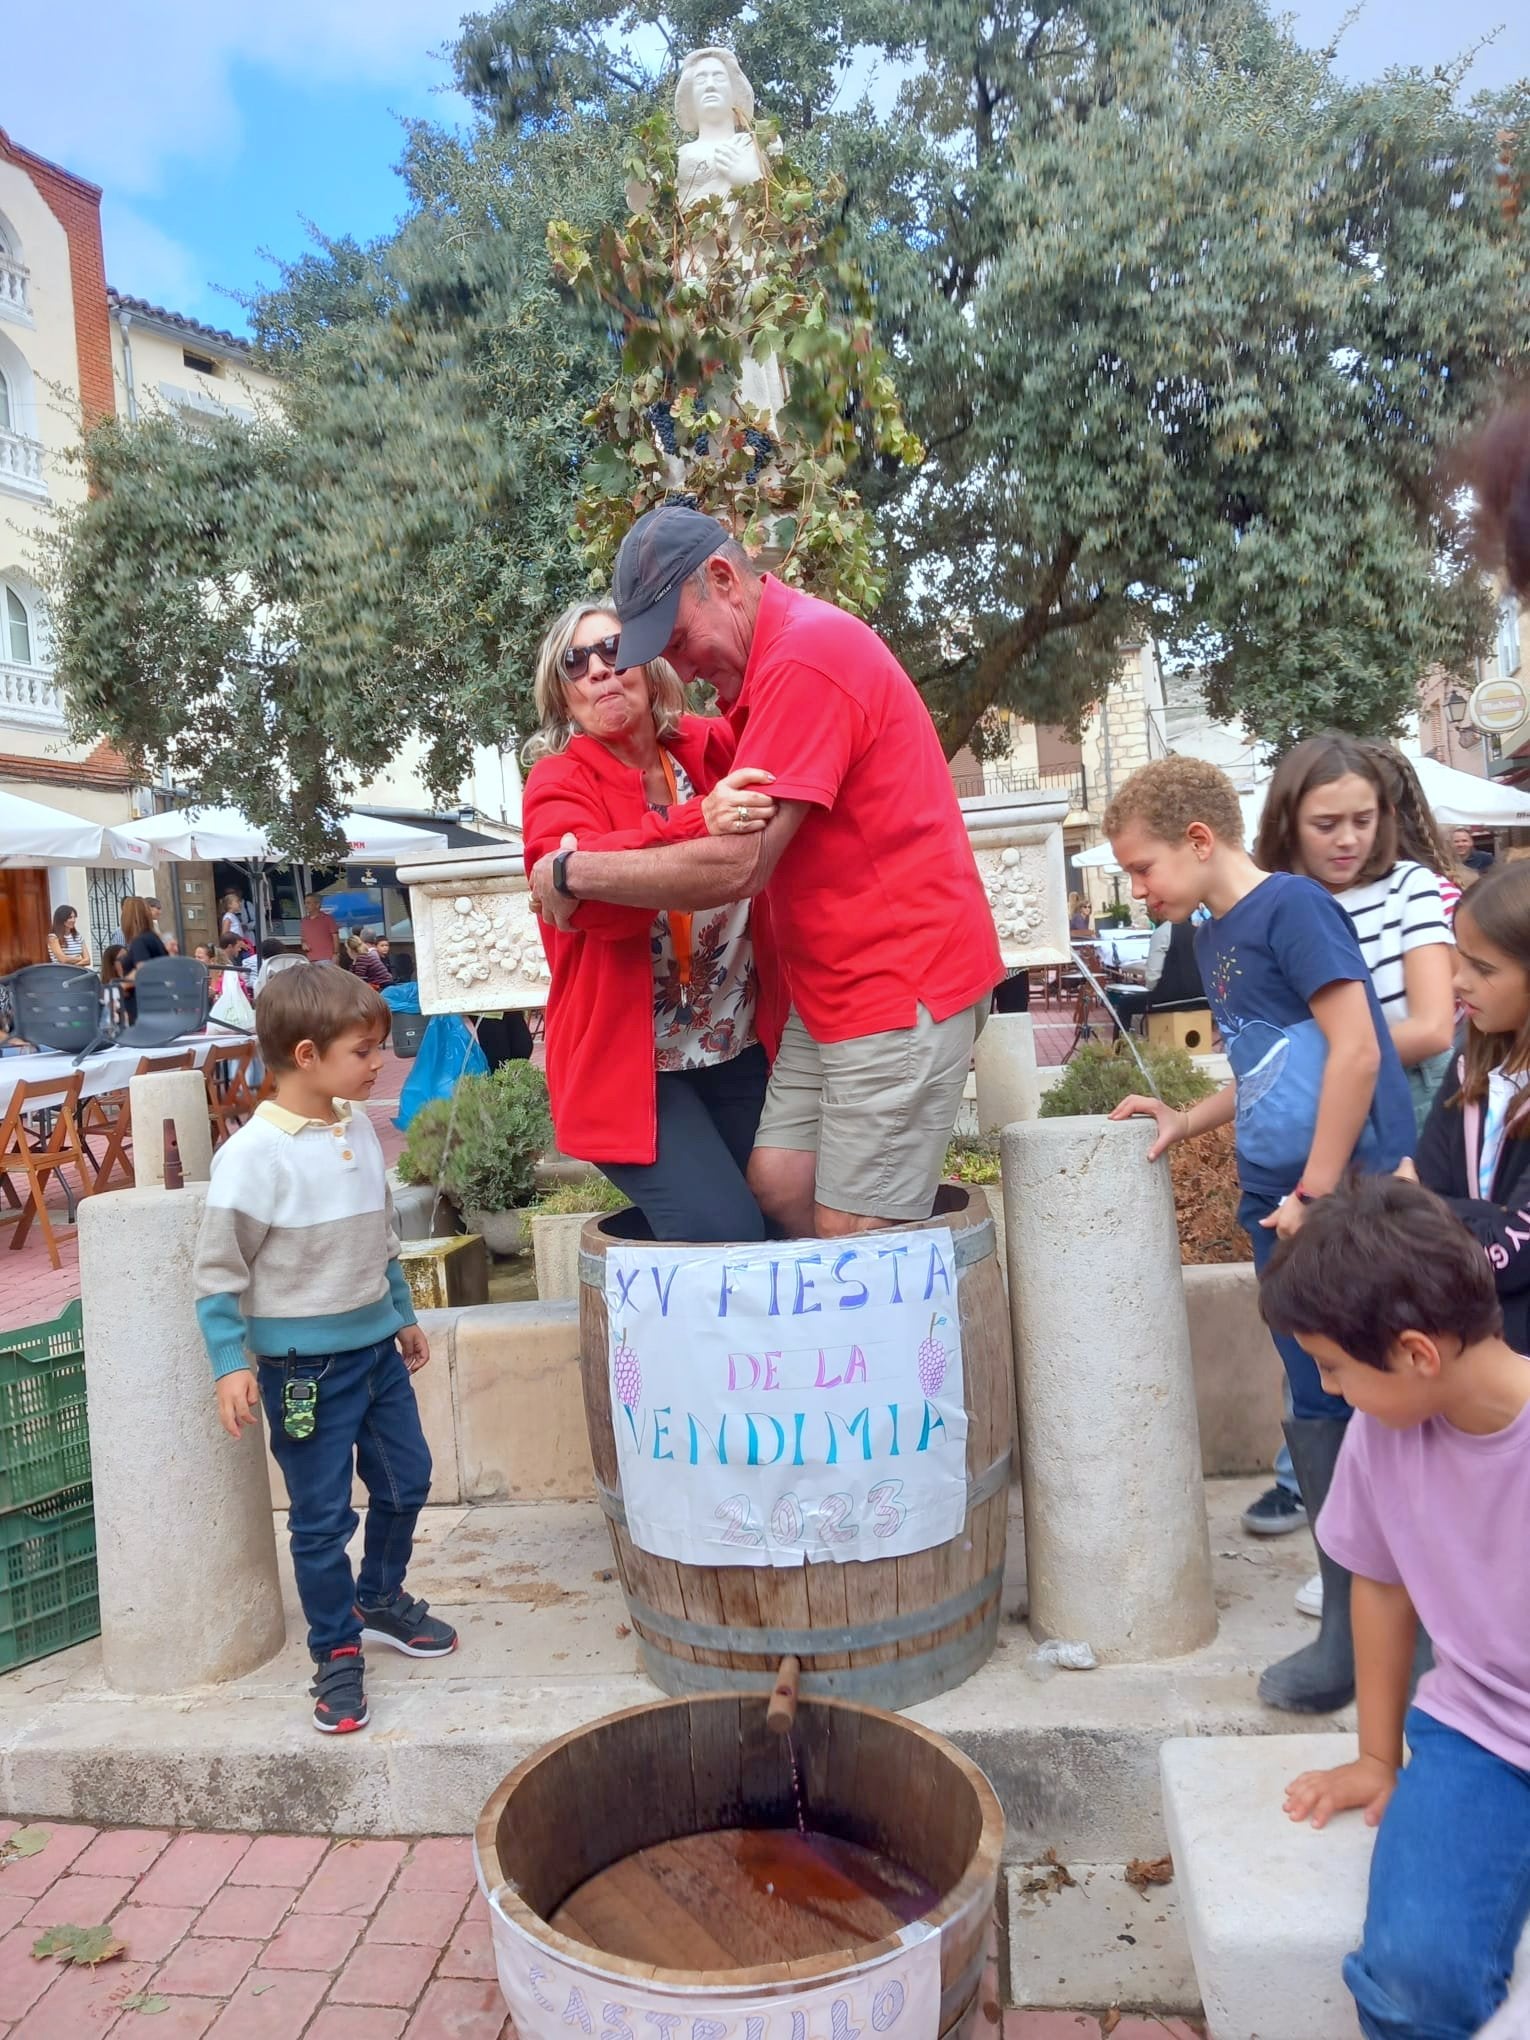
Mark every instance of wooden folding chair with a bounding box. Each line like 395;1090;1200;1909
0;1072;96;1269
78;1051;195;1194
206;1041;259;1145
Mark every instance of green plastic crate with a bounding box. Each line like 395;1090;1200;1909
0;1485;99;1672
0;1299;91;1510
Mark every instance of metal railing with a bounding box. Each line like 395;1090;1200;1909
0;426;45;492
0;254;29;318
952;762;1088;808
0;661;66;728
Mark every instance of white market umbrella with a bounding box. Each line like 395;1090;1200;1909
1407;755;1530;831
1074;839;1121;871
0;788;154;869
132;805;448;863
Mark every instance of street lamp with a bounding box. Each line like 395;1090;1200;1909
1445;690;1469;727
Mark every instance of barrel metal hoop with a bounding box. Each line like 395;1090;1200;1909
578;1213;995;1293
937;1941;988;2025
595;1448;1010;1536
624;1563;1003;1656
637;1604;1001;1708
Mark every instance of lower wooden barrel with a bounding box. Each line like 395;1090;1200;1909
475;1693;1005;2040
577;1184;1013;1709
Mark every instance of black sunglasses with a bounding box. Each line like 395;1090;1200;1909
560;634;622;681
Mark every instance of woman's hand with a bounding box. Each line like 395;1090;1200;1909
1284;1755;1397;1831
703;768;776;838
1109;1094;1191;1161
1393;1156;1419;1184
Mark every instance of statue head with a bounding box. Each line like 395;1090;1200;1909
674;47;754;134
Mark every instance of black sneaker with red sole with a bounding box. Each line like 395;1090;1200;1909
310;1645;369;1734
357;1590;457;1659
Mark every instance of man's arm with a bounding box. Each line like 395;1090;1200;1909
532;802;811;921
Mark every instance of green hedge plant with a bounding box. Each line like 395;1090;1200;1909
1038;1042;1216;1120
398;1064;554;1213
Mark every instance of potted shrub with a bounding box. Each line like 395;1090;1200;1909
397;1063;553;1256
1038;1041;1248;1265
528;1177;631;1301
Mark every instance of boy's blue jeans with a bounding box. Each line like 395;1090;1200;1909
1239;1191;1351;1422
258;1337;432;1656
1347;1708;1530;2040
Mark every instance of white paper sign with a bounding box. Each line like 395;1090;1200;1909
487;1887;943;2040
606;1230;968;1568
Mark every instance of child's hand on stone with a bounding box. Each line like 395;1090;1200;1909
1108;1094;1189;1161
216;1370;261;1441
1284;1755;1397;1831
399;1325;431;1373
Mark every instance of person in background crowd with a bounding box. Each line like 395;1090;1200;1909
346;935;392;992
386;949;415;985
529;508;1001;1238
194;944;213;965
119;896;168;1023
375;938;392;970
46;904;91;971
522;593;783;1240
1068;892;1092;937
220;891;252;950
220;934;254;981
301;893;340;965
1452;827;1496;876
164;937;181;957
254;938;304;997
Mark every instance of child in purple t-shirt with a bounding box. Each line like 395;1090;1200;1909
1260;1174;1530;2040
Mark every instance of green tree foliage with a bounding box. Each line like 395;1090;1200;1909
44;0;1530;842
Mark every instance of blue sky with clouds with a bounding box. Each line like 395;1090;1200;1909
6;3;1528;336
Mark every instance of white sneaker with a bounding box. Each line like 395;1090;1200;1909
1295;1573;1323;1619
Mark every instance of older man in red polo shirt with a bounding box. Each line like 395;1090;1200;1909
529;506;1001;1237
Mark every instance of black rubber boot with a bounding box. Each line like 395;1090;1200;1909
1258;1417;1355;1714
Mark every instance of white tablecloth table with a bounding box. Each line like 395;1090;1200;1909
0;1029;256;1118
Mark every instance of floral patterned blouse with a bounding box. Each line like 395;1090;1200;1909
650;757;758;1072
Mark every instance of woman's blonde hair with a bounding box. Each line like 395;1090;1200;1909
521;599;687;766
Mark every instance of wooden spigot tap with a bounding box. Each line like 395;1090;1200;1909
766;1654;801;1736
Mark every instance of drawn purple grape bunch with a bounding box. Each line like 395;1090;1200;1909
612;1327;642;1410
917;1314;948;1396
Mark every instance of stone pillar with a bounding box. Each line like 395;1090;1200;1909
129;1068;212;1188
1001;1117;1215;1659
974;1014;1040;1132
81;1185;285;1690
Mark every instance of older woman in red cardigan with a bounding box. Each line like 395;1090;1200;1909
522;599;783;1240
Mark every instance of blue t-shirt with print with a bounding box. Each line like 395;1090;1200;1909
1194;871;1413;1196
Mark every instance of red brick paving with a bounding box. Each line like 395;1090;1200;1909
0;1816;1198;2037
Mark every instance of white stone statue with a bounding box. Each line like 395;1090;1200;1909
673;46;788;428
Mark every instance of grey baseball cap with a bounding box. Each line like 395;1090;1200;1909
612;506;730;668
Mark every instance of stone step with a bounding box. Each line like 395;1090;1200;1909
1163;1732;1530;2040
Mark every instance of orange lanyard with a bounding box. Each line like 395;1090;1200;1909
657;750;695;1019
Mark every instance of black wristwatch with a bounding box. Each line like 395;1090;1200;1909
551;848;576;899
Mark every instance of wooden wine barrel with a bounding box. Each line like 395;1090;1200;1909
475;1693;1005;2040
577;1184;1014;1709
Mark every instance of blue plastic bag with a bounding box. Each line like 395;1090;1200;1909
394;1014;488;1131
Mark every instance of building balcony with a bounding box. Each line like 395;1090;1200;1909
0;660;66;729
0;426;46;497
951;761;1089;812
0;253;30;324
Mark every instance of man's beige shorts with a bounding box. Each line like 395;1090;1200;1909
755;1000;988;1221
